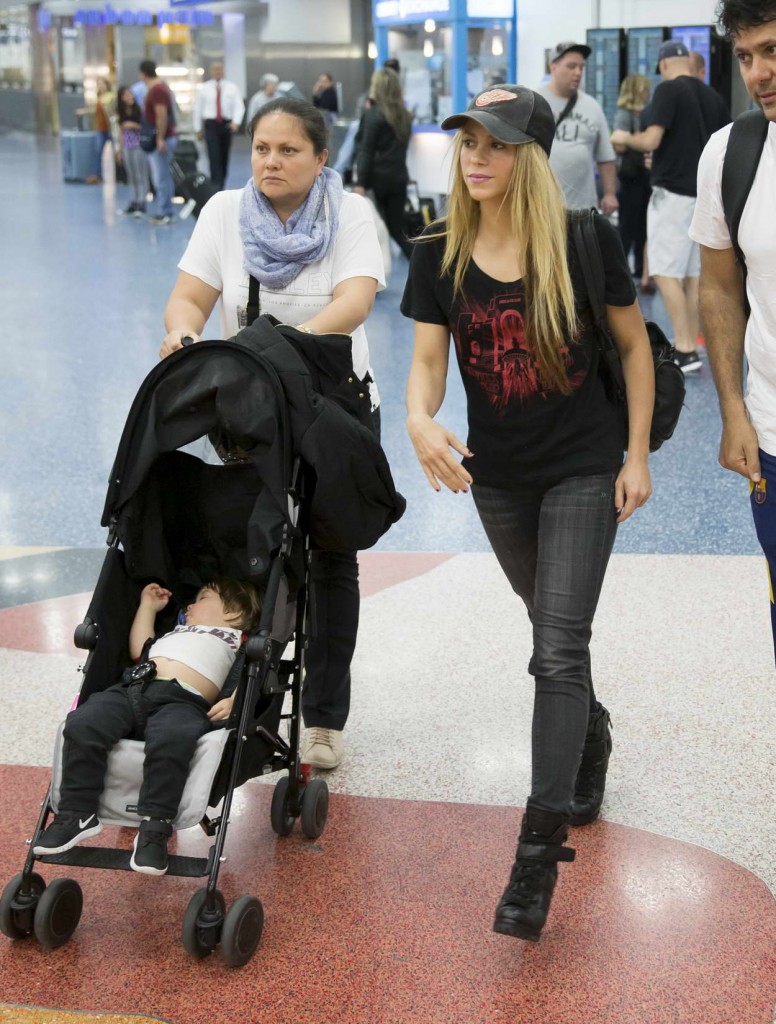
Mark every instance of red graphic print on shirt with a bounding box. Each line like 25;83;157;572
453;291;582;411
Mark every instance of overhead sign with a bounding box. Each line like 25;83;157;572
37;5;215;31
374;0;451;24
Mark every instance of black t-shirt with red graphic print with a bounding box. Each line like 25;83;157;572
400;213;636;488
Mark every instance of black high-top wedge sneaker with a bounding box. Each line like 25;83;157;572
570;704;613;826
493;806;576;942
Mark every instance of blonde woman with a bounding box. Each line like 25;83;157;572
401;86;654;941
354;67;413;258
614;74;653;292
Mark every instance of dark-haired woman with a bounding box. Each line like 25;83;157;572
354;67;413;259
159;98;385;772
116;85;149;216
402;85;654;941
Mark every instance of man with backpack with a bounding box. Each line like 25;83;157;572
611;40;729;374
689;0;776;658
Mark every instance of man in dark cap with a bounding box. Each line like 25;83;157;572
611;40;729;373
538;41;618;214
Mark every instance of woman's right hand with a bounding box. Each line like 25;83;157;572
159;330;201;360
406;413;473;493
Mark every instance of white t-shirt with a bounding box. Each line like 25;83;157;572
538;87;616;210
689;121;776;455
178;189;386;405
149;624;243;693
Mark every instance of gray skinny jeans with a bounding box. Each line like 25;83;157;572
472;471;619;816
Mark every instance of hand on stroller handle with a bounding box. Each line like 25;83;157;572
159;329;202;360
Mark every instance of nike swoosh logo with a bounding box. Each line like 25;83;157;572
79;815;95;829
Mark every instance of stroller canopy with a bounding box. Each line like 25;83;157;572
103;318;405;585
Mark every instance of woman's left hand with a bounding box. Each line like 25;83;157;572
352;185;366;196
614;455;652;523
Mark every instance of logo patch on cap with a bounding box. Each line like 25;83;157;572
475;89;518;107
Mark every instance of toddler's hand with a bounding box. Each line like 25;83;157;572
208;695;234;722
141;582;172;612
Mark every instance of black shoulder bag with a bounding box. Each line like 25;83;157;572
555;93;577;131
570;209;685;452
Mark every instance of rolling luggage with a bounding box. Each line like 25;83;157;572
61;131;98;182
171;160;219;220
404;180;437;237
173;139;199;180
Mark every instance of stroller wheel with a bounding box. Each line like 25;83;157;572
300;778;329;840
181;887;225;959
0;872;46;940
33;878;83;948
221;895;264;967
270;776;295;836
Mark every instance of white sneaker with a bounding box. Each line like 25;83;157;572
301;727;344;769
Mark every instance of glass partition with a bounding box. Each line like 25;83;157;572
0;6;32;90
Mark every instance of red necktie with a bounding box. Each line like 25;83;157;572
215;82;222;122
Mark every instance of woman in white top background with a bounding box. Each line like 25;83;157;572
160;97;386;770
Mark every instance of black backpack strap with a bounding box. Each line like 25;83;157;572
721;109;768;274
569;209;626;398
246;274;260;327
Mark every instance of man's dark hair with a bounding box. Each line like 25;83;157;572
716;0;776;39
139;59;156;78
248;96;328;154
207;577;263;632
383;57;400;73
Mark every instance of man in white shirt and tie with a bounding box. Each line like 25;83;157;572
193;61;245;190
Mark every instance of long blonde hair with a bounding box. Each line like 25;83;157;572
429;135;577;394
369;68;412;143
617;74;651;111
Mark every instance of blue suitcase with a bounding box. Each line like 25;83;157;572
61;131;98;182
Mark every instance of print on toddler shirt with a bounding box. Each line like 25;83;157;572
454;291;582;410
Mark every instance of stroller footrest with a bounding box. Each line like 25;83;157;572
37;846;210;877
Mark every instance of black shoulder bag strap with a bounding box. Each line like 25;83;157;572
570;209;626;399
247;274;260;328
555;93;578;130
721;108;769;276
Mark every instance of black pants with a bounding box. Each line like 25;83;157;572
204;119;233;190
373;186;413;260
302;407;381;731
59;679;211;820
617;173;650;279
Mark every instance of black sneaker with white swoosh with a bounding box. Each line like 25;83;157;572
32;812;103;855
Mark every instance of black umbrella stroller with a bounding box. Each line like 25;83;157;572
0;317;405;967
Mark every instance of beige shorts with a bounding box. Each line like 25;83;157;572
647;187;700;278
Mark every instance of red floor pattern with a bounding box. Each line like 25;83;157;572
1;765;774;1024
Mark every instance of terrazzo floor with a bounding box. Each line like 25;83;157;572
0;131;774;1024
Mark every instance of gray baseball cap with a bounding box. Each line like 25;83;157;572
549;41;591;63
440;85;555;157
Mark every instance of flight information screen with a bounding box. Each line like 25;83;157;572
627;26;668;88
671;25;712;83
586;28;625;127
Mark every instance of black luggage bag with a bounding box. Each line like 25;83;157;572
404;180;437;238
171;154;219;220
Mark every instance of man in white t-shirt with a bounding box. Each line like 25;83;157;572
538;41;618;214
689;0;776;658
